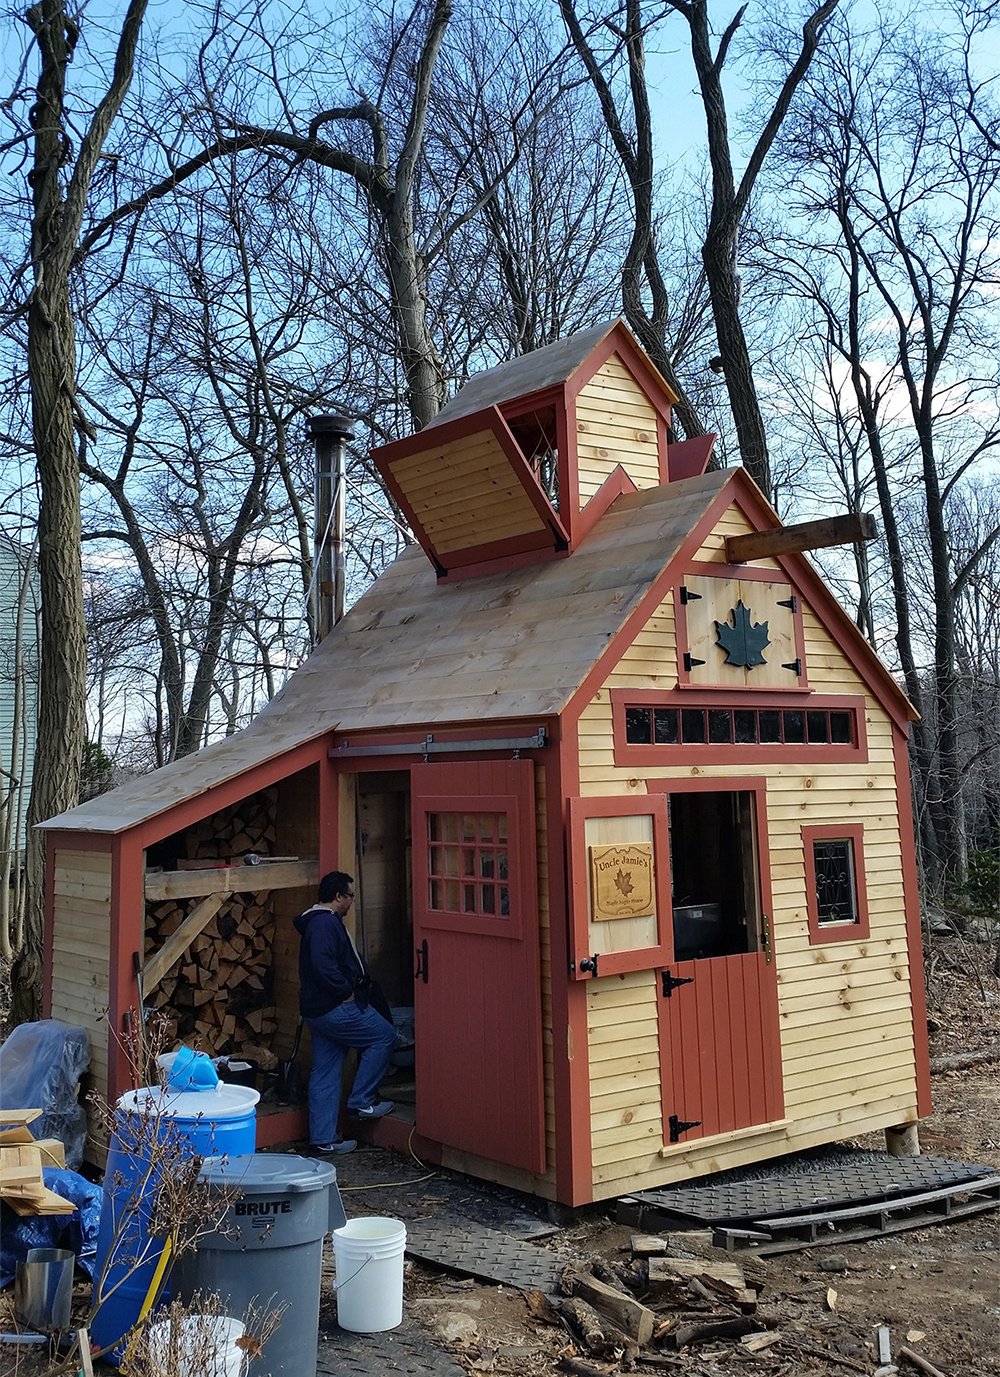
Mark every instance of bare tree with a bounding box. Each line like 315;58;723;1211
766;11;1000;883
7;0;149;1020
560;0;841;497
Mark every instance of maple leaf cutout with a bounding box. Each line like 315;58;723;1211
715;600;770;667
615;868;634;897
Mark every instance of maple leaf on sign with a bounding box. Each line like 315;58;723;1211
715;600;770;668
615;868;634;897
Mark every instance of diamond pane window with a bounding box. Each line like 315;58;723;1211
428;812;511;918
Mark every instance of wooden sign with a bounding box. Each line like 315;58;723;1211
590;844;655;921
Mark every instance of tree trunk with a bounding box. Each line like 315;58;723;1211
14;0;148;1021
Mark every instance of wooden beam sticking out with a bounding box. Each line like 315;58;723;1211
142;892;226;992
144;858;319;902
725;512;879;564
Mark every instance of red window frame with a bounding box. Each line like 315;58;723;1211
803;823;871;944
567;794;674;978
415;790;529;941
611;689;868;767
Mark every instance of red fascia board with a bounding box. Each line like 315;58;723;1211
497;384;565;419
575;465;638;543
437;542;569;584
440;526;565;571
563;474;740;728
563;322;679;420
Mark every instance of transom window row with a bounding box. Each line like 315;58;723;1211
624;705;854;747
427;811;510;916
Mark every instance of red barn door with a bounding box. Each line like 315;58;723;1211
410;760;545;1174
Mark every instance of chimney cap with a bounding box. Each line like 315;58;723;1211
307;413;355;439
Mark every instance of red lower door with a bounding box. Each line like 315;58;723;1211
410;759;546;1174
658;951;783;1143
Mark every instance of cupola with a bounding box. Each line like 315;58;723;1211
372;319;716;581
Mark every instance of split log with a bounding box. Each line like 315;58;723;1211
898;1348;947;1377
569;1271;655;1345
648;1257;755;1306
671;1316;756;1349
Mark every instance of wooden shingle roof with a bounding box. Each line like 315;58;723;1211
39;471;730;835
428;320;621;428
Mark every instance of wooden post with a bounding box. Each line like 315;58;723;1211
725;512;878;564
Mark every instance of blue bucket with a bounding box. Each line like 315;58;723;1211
90;1083;258;1358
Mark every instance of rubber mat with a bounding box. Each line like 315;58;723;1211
317;1318;467;1377
625;1156;994;1227
404;1218;564;1292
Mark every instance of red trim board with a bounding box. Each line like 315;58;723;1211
893;725;932;1117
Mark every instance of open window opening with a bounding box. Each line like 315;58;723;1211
355;770;415;1119
503;404;560;510
667;790;763;961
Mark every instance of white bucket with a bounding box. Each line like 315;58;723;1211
147;1314;246;1377
333;1216;406;1332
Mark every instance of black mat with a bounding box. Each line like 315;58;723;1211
627;1156;994;1226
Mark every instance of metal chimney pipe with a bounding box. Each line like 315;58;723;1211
307;413;355;640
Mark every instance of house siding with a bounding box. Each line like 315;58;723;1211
576;502;916;1199
575;355;661;504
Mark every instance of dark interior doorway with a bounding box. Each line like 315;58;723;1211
355;770;415;1116
667;790;763;961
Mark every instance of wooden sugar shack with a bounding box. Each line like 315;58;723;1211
41;319;930;1204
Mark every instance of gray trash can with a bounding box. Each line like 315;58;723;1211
173;1153;346;1377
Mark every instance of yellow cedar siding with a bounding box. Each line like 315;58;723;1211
576;355;660;502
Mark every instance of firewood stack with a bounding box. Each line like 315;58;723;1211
144;790;280;1056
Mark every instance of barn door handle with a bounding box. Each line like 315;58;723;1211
415;939;428;983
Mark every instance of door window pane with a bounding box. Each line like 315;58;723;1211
427;811;510;918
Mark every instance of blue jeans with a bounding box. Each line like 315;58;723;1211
305;1002;397;1144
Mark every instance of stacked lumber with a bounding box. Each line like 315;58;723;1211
144;791;280;1056
0;1111;74;1216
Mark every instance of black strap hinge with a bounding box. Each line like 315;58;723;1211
669;1114;702;1143
680;586;702;605
782;658;802;675
683;653;706;671
661;969;695;998
777;595;798;612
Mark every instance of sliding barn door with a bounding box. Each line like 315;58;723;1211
410;760;545;1174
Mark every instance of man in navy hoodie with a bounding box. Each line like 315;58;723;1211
294;870;396;1156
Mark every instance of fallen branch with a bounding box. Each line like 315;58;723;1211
899;1346;948;1377
929;1044;1000;1072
